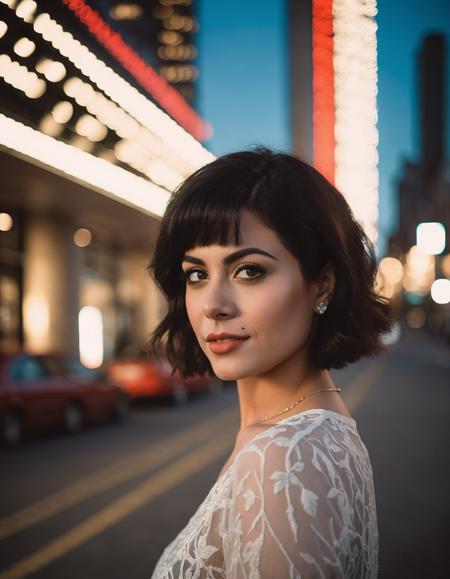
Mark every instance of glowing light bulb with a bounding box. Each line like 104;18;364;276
0;212;13;231
39;113;64;137
75;114;108;142
15;0;36;22
0;21;8;39
36;58;66;82
52;101;73;123
14;37;35;57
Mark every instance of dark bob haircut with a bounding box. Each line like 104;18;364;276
147;147;393;377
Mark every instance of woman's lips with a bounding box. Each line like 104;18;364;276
208;337;249;354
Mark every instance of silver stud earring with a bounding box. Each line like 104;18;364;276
315;301;328;315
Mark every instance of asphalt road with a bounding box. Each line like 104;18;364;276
0;324;448;579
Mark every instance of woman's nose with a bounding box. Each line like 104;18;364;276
202;282;237;320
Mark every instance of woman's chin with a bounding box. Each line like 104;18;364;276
211;363;254;382
213;369;240;382
209;362;243;382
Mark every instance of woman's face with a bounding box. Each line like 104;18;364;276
181;209;321;381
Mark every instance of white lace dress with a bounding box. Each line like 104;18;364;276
151;409;378;578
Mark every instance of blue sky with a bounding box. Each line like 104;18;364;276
196;0;450;256
197;0;290;154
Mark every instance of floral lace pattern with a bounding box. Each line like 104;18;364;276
151;409;378;578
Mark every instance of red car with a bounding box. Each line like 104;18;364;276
108;347;215;404
0;352;129;447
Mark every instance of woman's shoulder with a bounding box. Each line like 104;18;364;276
238;409;360;454
232;409;370;482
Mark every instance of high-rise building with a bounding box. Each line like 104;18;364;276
392;33;449;338
419;34;446;184
394;33;448;254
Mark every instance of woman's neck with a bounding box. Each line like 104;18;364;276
235;361;336;431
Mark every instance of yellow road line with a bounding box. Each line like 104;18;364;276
0;406;239;540
0;434;235;579
341;353;390;412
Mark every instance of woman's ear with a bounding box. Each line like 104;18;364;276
316;262;335;304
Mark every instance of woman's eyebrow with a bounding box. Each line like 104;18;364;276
182;247;278;266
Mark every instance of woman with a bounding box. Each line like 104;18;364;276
148;148;393;578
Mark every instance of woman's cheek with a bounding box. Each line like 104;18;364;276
254;284;311;349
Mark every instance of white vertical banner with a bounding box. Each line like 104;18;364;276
333;0;379;243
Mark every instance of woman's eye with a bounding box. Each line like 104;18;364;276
234;264;266;279
182;268;206;284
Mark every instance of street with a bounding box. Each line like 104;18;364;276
0;325;448;579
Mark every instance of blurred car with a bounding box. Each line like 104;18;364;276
0;352;129;447
108;345;214;404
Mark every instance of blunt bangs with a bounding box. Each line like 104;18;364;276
165;183;245;265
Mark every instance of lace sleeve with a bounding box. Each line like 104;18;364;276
223;424;377;579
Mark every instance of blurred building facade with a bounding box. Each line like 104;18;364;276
0;0;213;366
391;34;450;339
394;34;449;253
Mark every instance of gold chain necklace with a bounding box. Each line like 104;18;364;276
247;387;342;427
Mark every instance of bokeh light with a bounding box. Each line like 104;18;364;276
73;228;92;248
0;212;13;232
416;222;446;255
430;279;450;304
379;257;404;285
406;307;426;329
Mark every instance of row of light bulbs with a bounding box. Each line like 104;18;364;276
153;4;196;32
0;20;68;83
57;75;188;185
154;0;197;93
159;0;193;8
0;26;120;157
0;0;213;195
38;86;186;191
0;112;172;218
0;53;45;98
157;44;197;61
162;14;196;33
0;29;188;210
3;0;35;22
0;0;213;172
159;64;198;83
40;79;187;190
0;0;211;219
